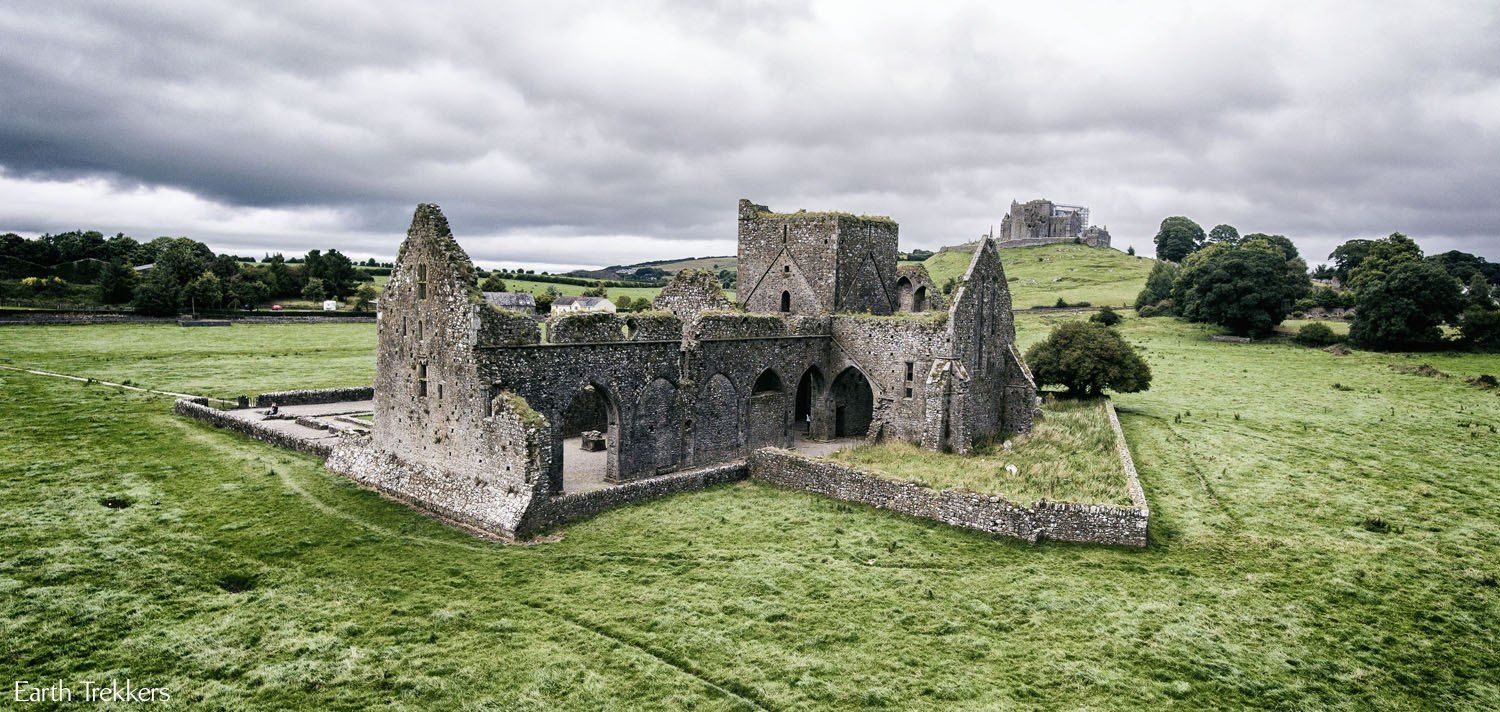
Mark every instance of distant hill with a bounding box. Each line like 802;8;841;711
912;243;1153;309
567;255;738;281
547;242;1151;310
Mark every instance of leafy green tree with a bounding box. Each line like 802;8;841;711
1242;233;1299;261
1134;260;1180;312
481;273;508;291
132;272;180;316
351;283;379;312
1349;260;1463;350
1427;250;1494;284
230;278;270;309
264;254;298;297
183;270;224;309
1207;224;1240;246
315;249;359;298
1459;307;1500;350
1153;216;1205;262
614;295;636;312
1328;239;1374;283
210;253;243;281
302;278;328;301
148;237;214;288
1467;273;1493;309
1023;321;1152;397
1347;233;1422;293
1173;241;1311;336
581;281;609;298
96;260;137;304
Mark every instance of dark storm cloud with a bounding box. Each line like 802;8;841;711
1;0;1498;268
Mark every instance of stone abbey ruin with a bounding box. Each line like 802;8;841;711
177;199;1148;545
999;198;1111;248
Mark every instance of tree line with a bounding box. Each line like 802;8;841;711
1140;217;1498;350
2;230;378;315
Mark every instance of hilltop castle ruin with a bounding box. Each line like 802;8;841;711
323;200;1039;539
999;199;1111;248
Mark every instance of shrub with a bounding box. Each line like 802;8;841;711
1138;298;1176;318
1023;321;1152;397
1294;322;1340;347
1090;306;1123;327
1055;297;1068;308
1459;307;1500;351
480;273;507;292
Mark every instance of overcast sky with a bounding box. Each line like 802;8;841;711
2;1;1497;271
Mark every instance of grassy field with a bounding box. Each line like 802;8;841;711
917;244;1155;309
1;318;1497;709
834;398;1131;506
0;323;374;397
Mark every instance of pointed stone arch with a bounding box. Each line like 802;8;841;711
694;373;741;463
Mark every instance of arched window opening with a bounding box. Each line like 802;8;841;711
417;263;428;300
831;367;874;437
753;369;782;394
913;286;927;311
780;291;792;313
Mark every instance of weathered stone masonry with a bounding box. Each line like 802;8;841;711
311;200;1047;539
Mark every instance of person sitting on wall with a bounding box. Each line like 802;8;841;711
267;402;280;417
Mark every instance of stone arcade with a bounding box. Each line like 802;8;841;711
325;200;1039;539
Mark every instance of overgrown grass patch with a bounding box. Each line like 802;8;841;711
832;398;1130;505
2;310;1498;709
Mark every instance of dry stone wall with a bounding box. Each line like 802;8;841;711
254;386;373;407
748;446;1147;547
174;398;336;458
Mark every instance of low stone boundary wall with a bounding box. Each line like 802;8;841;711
253;387;374;407
748;400;1148;548
517;462;748;537
174;398;335;458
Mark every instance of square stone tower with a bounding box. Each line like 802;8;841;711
735;199;899;315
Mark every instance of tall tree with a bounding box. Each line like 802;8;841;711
1134;261;1180;311
1348;233;1422;294
1328;239;1374;283
1173;241;1311;336
316;249;359;298
1207;224;1240;246
1468;273;1494;309
1242;233;1299;261
96;260;137;304
1153;216;1205;262
1350;260;1463;350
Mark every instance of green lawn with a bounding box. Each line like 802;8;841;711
920;244;1154;309
1;318;1497;709
834;398;1131;506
